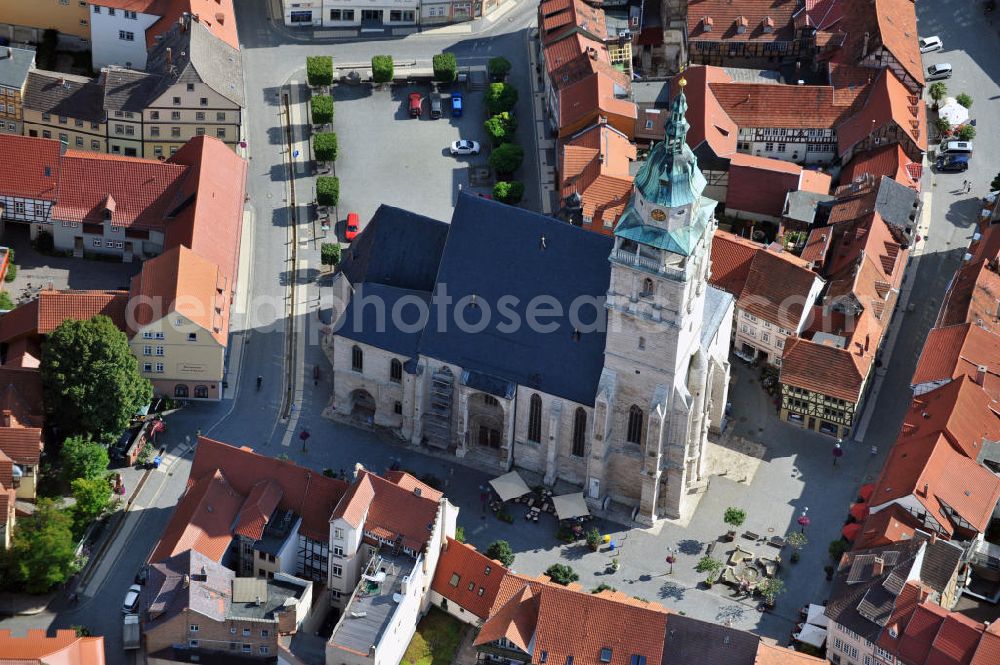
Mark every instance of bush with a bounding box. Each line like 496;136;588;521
544;563;579;586
755;577;785;604
311;95;334;125
934;117;952;134
828;538;849;561
455;526;465;543
33;230;54;253
432;53;458;83
306;56;334;87
314;132;339;162
484;112;517;145
489;143;524;176
485;82;518;115
991;172;1000;191
60;435;109;484
488;56;512;80
4;264;16;283
696;555;722;574
493;181;525;204
786;531;808;551
929;81;947;106
371;55;394;84
486;539;515;567
591;583;616;594
957;124;976;140
317;176;340;206
956;93;973;108
321;243;341;267
723;507;747;528
0;291;12;310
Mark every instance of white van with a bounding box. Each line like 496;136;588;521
941;140;973;156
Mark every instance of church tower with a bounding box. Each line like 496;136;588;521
589;79;729;523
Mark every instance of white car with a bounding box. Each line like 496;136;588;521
926;63;953;80
918;36;942;53
450;140;481;156
122;583;141;614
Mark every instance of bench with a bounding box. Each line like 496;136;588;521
768;536;787;549
706;541;717;556
742;531;760;541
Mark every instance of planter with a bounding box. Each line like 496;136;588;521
588;541;600;552
726;530;737;542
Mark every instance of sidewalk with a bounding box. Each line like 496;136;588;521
524;27;557;215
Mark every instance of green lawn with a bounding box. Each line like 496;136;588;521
400;608;466;665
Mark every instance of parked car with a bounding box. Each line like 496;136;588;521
451;91;463;117
345;212;360;241
918;36;943;53
430;94;443;119
408;92;422;117
134;564;149;585
926;63;953;80
450;139;480;156
122;583;142;614
936;154;970;172
941;140;973;155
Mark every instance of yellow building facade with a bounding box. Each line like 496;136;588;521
0;0;91;41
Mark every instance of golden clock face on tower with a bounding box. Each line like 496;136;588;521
650;208;667;221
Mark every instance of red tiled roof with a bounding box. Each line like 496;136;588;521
673;66;738;157
898;602;950;665
738;248;821;330
359;470;441;551
3;336;41;369
544;32;608;88
709;230;761;296
233;479;283;540
754;641;828;665
149;468;244;563
538;0;608;46
0;427;42;466
330;474;375;529
800;227;833;266
780;335;868;402
431;538;508;619
687;0;798;43
383;470;444;501
853;503;920;550
165;136;247;290
0;629;105;664
0;289;129;344
475;584;540;651
0;135;61;201
559;123;635;230
558;70;637;131
100;0;240;50
911;324;1000;401
939;260;1000;333
710;82;857;129
837;69;926;158
926;612;986;665
802;0;844;30
970;622;1000;665
900;376;1000;460
872;0;924;87
0;367;43;428
186;436;349;543
841;144;921;191
726;153;824;219
128;245;230;346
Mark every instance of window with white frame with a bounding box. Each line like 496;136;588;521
155;363;164;373
333;527;344;539
143;363;153;372
332;564;343;577
143;346;152;356
155;346;164;356
119;31;135;41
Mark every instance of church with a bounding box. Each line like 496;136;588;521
327;83;733;523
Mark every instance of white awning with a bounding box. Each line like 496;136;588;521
552;492;590;520
489;471;531;502
806;604;830;628
794;623;827;648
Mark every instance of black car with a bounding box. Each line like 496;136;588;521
936;154;969;172
134;564;149;585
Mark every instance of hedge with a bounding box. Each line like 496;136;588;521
371;55;394;84
314;132;339;162
311;95;334;125
321;243;341;266
493;181;525;204
433;53;458;83
306;56;333;87
317;177;339;206
489;143;524;176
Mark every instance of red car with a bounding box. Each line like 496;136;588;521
345;212;360;241
408;92;422;118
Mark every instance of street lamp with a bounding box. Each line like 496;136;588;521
832;442;843;467
665;547;678;575
797;507;811;533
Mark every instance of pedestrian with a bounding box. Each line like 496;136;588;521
967;181;973;193
963;179;969;191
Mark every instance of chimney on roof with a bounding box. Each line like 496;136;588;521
413;487;422;497
929;531;938;545
872;557;885;577
862;32;870;58
1;410;12;428
216;12;225;25
977;365;988;386
838;552;850;570
166;48;172;70
922;482;929;496
182;574;190;588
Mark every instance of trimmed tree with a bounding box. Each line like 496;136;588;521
432;52;458;83
321;242;341;267
488;56;512;81
544;563;579;586
485;82;518;115
957;124;976;140
486;539;515;567
489;143;524;176
928;81;947;108
484;112;518;145
696;555;723;584
493;181;525;204
41;316;152;441
71;476;112;531
724;507;747;529
314;132;339;162
371;55;394;84
311;95;334;125
60;435;109;484
317;176;340;206
0;291;13;310
306;55;334;87
956;93;973;109
7;499;77;593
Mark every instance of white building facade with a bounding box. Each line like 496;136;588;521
89;3;160;70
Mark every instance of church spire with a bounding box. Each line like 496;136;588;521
665;77;690;155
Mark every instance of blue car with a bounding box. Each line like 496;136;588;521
936;154;969;172
451;91;463;117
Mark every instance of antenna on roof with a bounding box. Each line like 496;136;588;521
540;235;547;250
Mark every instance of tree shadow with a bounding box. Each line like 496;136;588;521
658;580;686;601
715;604;746;627
559;543;589;561
678;539;704;555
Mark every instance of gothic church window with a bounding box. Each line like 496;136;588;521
528;394;542;442
351;346;363;373
626;405;643;444
390;358;403;383
641;278;654;297
572;408;587;457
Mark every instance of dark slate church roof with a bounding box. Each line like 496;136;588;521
336;195;614;405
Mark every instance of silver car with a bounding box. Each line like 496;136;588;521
122;583;141;614
450;140;481;156
918;36;942;53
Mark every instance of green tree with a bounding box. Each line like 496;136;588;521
0;291;13;310
493;181;525;204
724;507;747;529
956;93;973;109
455;526;465;543
59;435;109;484
371;55;394;84
485;539;515;567
786;531;808;552
991;172;1000;191
935;117;952;134
314;132;339;162
485;83;518;115
484;112;518;145
696;555;723;577
317;176;340;206
432;53;458;83
71;475;112;529
41;316;152;441
321;243;341;267
928;81;947;108
755;577;785;605
306;55;334;87
544;563;579;586
488;56;512;81
311;95;334;125
489;143;524;176
591;583;616;594
828;538;849;561
7;499;77;593
4;264;16;282
957;124;976;140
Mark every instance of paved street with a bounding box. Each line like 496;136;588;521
6;0;1000;662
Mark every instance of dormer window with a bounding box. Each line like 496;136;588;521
736;16;748;33
702;16;713;32
763;16;774;33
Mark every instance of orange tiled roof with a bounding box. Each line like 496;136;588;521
709;230;761;296
871;0;924;87
687;0;798;43
853;503;920;550
912;323;1000;401
754;641;827;665
539;0;608;46
544;32;609;88
837;69;926;158
726;153;830;220
100;1;240;50
970;622;1000;665
901;376;1000;459
738;248;821;330
149;468;244;562
674;66;738;158
841;144;921;191
0;289;129;345
559;123;635;229
0;428;42;467
0;135;61;201
475;584;540;651
360;470;441;551
0;629;105;664
431;538;508;619
233;479;283;541
0;368;43;428
710;81;857;129
780;335;868;402
939;261;1000;333
330;474;375;529
383;470;443;501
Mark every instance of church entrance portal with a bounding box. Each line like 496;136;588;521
349;389;376;424
468;393;504;450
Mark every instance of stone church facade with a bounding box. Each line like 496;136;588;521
327;83;733;523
